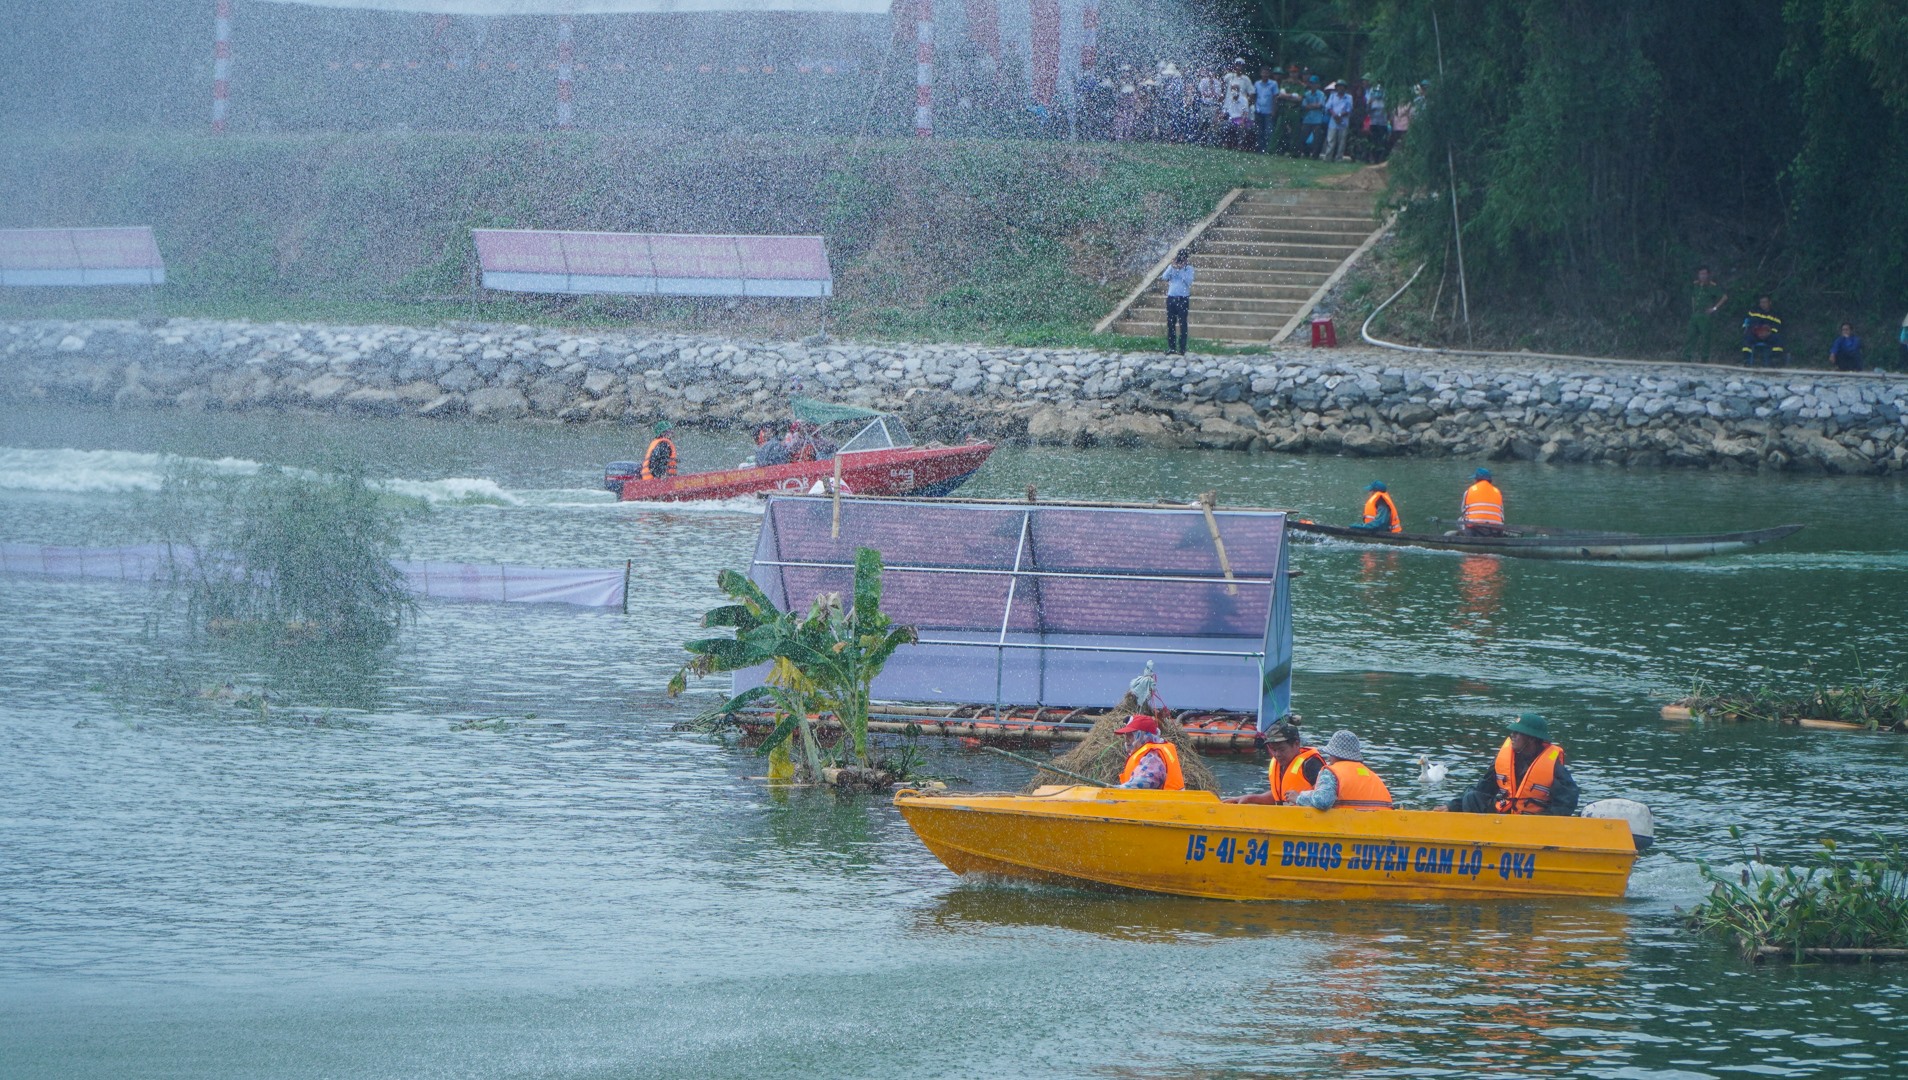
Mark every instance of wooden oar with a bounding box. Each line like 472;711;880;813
983;746;1103;786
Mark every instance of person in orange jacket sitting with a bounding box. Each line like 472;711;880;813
1282;730;1392;810
1458;467;1505;536
1223;718;1324;804
1114;714;1185;790
1349;480;1402;533
640;421;678;480
1436;713;1579;816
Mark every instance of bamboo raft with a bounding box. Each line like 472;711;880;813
1661;701;1907;733
733;702;1267;754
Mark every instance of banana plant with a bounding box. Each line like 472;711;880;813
668;548;916;772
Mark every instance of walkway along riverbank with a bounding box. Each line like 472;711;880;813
4;319;1906;475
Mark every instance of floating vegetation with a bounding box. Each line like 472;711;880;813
1688;828;1908;962
669;547;916;789
145;462;418;647
1665;674;1908;733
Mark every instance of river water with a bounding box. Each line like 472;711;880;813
3;403;1906;1079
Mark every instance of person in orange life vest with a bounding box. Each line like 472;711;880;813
1458;467;1506;536
1114;714;1185;790
753;425;791;467
1348;480;1402;534
1436;713;1579;816
640;420;678;480
1223;718;1324;804
1282;730;1393;810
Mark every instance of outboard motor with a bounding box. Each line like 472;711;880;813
1581;798;1655;851
603;461;642;495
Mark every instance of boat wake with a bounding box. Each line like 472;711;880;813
0;446;521;507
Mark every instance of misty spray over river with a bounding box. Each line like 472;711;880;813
4;0;1908;1076
2;403;1906;1077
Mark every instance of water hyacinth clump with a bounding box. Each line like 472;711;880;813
1689;828;1908;961
147;463;416;646
1671;677;1908;732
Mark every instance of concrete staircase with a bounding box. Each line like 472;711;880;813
1108;187;1382;345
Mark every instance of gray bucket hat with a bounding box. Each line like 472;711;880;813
1321;729;1363;762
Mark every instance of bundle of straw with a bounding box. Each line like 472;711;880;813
1020;690;1222;793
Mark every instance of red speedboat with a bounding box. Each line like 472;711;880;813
606;402;994;502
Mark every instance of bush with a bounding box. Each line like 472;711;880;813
149;463;416;646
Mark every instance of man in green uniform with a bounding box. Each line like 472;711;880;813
1681;267;1729;362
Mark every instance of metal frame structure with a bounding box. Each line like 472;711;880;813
742;496;1293;730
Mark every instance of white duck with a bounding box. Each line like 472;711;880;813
1417;755;1449;787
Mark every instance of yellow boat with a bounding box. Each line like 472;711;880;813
893;786;1639;901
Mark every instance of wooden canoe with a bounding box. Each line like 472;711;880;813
1290;520;1804;561
895;785;1639;901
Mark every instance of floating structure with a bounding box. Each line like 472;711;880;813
736;495;1294;733
608;401;993;501
894;786;1640;900
1290;520;1804;561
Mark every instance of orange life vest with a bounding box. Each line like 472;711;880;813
1326;760;1393;810
1493;739;1563;814
640;436;678;480
1362;490;1403;533
1460;480;1505;525
1269;747;1323;802
1118;739;1186;791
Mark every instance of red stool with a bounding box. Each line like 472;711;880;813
1309;315;1337;347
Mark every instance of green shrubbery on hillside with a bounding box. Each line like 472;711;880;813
0;133;1340;345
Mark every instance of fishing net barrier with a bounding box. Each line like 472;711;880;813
0;542;630;609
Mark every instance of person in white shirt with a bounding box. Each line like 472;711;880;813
1222;60;1253;150
1160;249;1195;354
1322;81;1353;161
1252;65;1280;153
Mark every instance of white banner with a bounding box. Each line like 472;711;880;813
0;543;629;610
256;0;893;14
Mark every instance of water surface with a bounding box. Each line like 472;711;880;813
3;403;1906;1078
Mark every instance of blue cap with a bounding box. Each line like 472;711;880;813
1366;481;1387;492
1473;468;1492;480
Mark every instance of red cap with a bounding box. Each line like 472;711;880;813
1115;714;1159;735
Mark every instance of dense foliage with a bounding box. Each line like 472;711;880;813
669;547;916;774
1210;0;1908;351
0;132;1326;347
1691;830;1908;960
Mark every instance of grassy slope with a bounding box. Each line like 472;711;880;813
0;132;1350;348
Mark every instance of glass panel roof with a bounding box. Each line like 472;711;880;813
743;496;1293;722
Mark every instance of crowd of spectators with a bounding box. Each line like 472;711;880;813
1072;57;1420;163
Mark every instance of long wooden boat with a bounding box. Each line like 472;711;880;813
895;785;1639;900
1289;520;1803;561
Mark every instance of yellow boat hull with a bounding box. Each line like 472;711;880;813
894;786;1638;901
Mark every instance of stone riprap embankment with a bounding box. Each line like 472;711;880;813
5;319;1906;474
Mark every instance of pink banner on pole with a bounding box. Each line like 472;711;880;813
0;228;166;286
213;0;232;133
1029;0;1059;105
914;0;933;136
1079;0;1098;75
964;0;999;59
